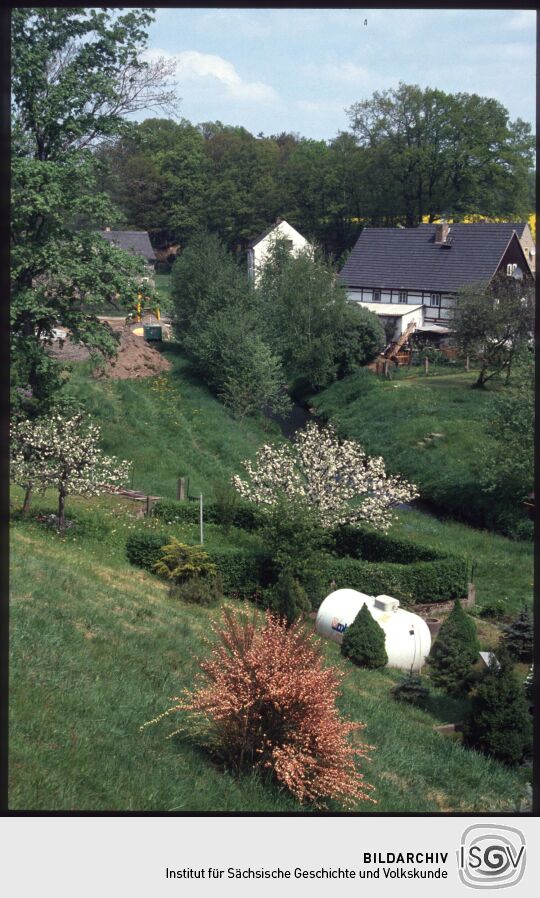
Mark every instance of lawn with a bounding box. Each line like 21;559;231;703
311;365;531;537
9;514;529;812
154;271;173;315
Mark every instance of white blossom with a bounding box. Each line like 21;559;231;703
232;422;418;531
11;412;131;527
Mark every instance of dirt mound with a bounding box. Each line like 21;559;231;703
94;328;171;380
49;321;172;379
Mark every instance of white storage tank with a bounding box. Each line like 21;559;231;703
315;588;431;673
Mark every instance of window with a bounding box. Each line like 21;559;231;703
430;293;441;308
373;289;381;302
398;290;408;304
506;263;517;276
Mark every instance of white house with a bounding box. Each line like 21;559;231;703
339;222;534;341
247;218;310;284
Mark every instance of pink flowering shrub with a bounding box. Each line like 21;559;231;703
145;607;376;808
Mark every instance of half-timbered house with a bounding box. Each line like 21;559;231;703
339;222;534;341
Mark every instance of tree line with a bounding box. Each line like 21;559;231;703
96;83;535;260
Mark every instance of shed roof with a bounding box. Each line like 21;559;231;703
98;230;156;262
339;223;528;293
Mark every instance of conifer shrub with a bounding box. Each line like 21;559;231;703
144;608;376;809
152;538;217;584
391;673;431;707
462;649;533;766
341;603;388;669
501;605;533;662
426;600;479;694
269;569;311;626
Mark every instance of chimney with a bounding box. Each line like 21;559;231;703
275;217;282;225
435;222;449;244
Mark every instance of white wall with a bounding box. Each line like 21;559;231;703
250;221;310;283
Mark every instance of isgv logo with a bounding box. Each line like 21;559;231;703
457;825;526;890
331;617;347;634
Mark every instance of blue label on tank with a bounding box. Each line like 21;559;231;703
331;617;348;634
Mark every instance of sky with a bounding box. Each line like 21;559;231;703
142;8;537;140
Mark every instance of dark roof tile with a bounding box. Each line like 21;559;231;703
339;223;528;293
98;230;156;262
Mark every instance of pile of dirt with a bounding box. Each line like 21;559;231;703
93;327;171;380
49;321;172;379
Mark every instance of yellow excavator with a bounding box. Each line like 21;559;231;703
124;291;161;326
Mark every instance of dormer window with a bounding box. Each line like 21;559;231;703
399;290;408;303
430;293;441;308
373;289;381;302
506;263;517;276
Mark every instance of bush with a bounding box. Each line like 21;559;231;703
331;525;440;563
269;570;311;626
501;605;533;662
153;497;266;531
152;539;217;584
426;600;479;694
145;607;376;808
126;531;170;570
391;673;431;707
341;603;388;669
206;547;263;598
326;525;471;604
171;575;223;607
462;650;532;766
324;554;469;606
479;599;508;620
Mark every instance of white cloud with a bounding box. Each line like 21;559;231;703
144;48;279;103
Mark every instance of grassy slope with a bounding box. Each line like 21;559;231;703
311;366;523;531
62;346;282;500
10;516;527;813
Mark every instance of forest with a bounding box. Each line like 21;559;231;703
96;82;535;261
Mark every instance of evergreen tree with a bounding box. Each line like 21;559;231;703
270;569;311;626
462;649;532;766
501;605;533;663
341;603;388;669
391;673;430;707
426;600;479;693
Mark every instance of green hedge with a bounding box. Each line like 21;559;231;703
330;525;440;563
205;547;263;598
126;519;471;608
324;554;470;607
153;498;266;530
126;532;171;570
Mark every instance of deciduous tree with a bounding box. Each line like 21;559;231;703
232;422;418;531
10;412;130;532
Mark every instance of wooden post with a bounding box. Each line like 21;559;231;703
199;494;204;546
177;477;187;501
383;359;390;378
423;357;429;376
465;354;470;372
146;495;150;517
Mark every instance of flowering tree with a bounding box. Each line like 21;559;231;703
232;422;418;531
143;607;375;808
10;412;130;532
